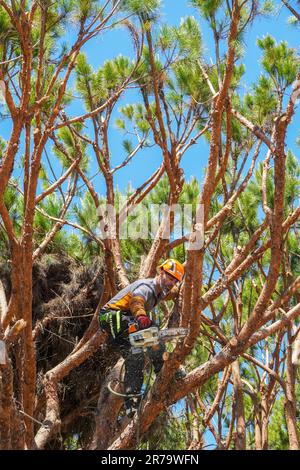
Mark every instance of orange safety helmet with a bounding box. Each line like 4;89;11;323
159;258;184;282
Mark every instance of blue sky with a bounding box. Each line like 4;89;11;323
77;0;300;196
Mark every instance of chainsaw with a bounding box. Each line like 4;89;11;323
129;326;188;355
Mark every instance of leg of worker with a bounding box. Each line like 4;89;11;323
116;336;144;413
148;342;165;375
123;351;145;396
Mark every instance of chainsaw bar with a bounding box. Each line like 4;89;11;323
158;327;188;340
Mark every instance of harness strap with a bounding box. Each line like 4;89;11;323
116;310;121;333
108;312;115;339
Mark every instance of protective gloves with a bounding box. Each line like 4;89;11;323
137;315;152;330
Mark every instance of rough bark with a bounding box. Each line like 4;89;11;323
91;358;125;450
232;360;246;450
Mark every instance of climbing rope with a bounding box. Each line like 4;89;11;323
107;379;144;398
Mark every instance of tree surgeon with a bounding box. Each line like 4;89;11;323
99;259;184;417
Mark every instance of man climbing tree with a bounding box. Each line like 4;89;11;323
99;259;184;417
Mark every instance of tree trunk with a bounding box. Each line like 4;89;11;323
20;246;36;448
0;355;13;449
91;358;125;449
253;400;262;450
187;395;203;450
261;391;269;450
